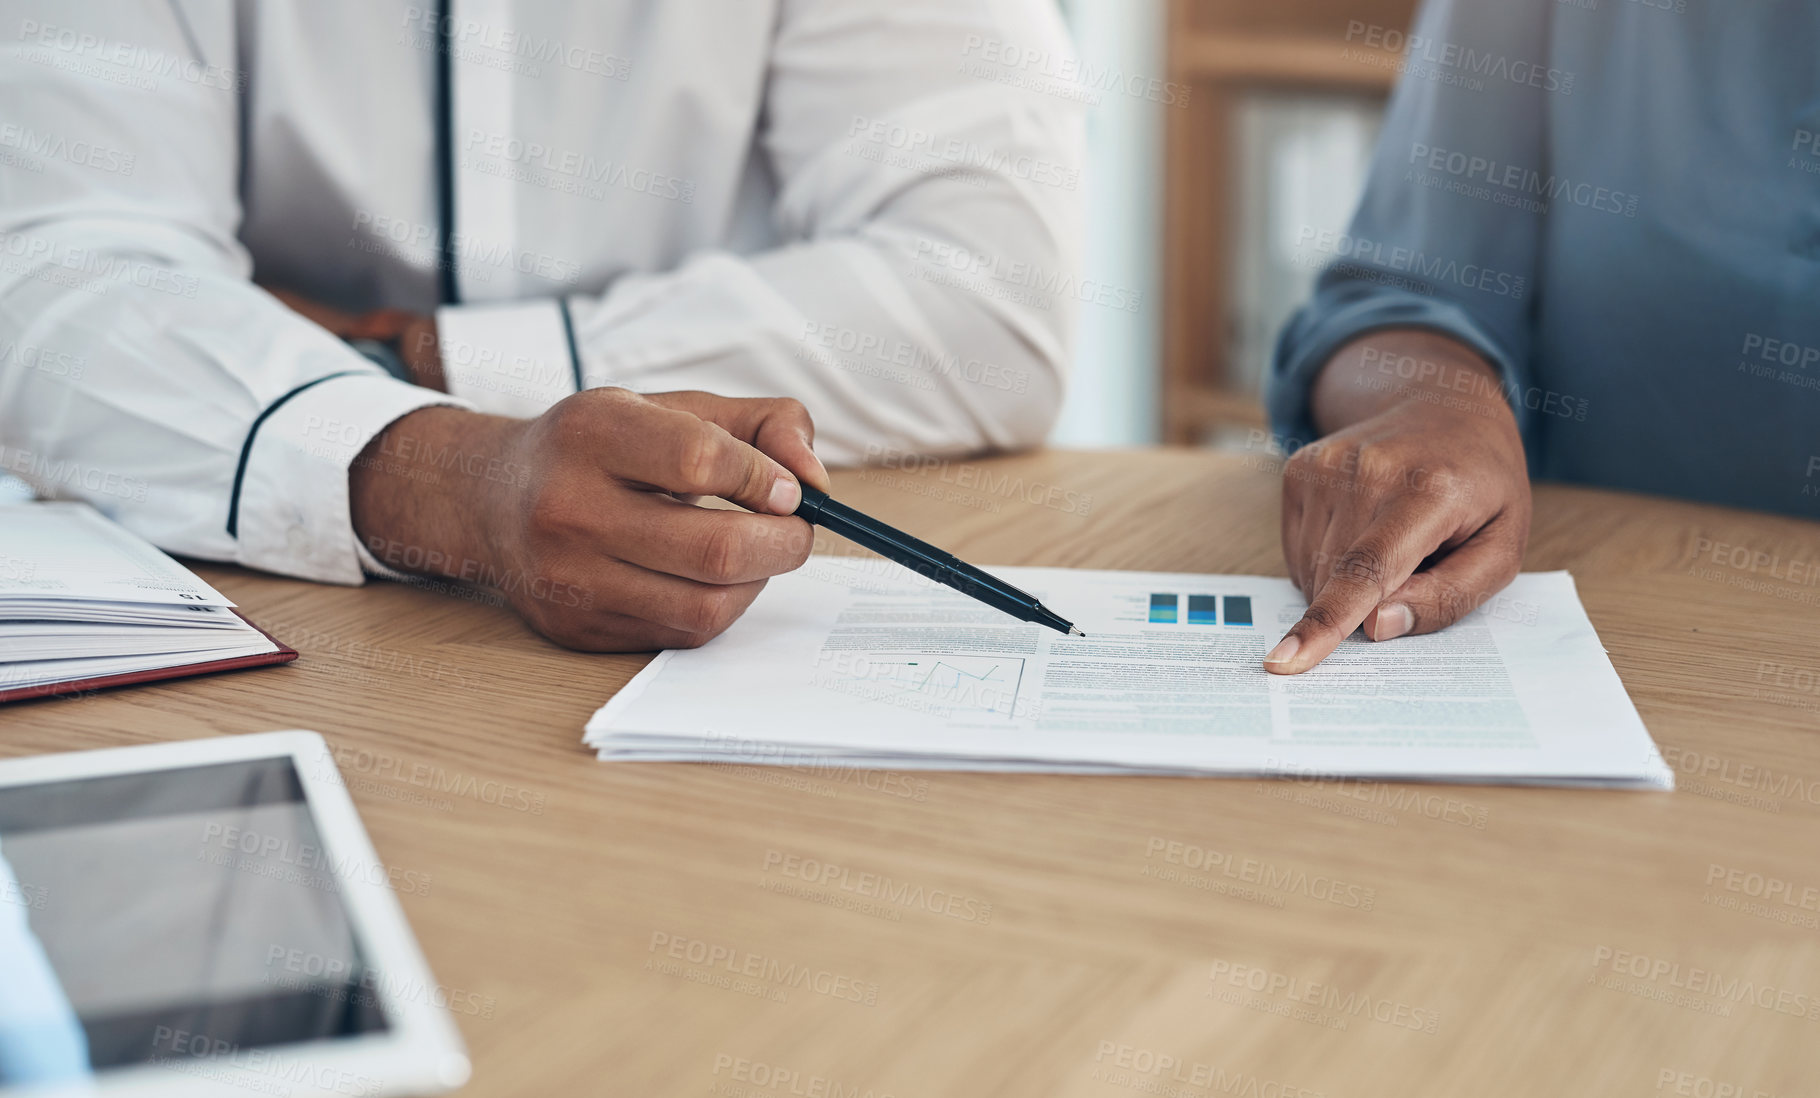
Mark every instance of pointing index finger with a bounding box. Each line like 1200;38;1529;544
1264;505;1453;675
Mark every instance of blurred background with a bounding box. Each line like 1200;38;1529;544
1054;0;1413;450
0;0;1416;504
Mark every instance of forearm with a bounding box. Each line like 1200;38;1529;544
348;407;521;583
1310;328;1517;438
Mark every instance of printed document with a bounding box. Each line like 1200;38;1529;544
584;556;1673;789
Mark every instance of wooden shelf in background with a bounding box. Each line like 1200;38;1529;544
1160;0;1417;445
1173;32;1402;89
1176;383;1268;432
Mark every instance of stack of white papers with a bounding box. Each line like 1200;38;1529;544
1;503;279;694
585;556;1674;789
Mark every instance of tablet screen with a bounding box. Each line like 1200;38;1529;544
0;757;389;1088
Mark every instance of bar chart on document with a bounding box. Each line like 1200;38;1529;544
1143;592;1254;626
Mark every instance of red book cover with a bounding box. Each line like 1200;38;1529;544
0;611;298;704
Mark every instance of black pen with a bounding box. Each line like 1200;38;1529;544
793;486;1084;637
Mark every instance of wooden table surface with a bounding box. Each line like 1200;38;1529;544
6;449;1820;1098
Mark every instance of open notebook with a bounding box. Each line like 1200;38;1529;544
0;502;295;702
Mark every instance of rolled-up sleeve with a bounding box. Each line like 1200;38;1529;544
1268;0;1552;450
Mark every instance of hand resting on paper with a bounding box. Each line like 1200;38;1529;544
1267;328;1532;675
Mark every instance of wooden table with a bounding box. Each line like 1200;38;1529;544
7;450;1820;1098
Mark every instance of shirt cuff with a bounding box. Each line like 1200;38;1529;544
1266;291;1529;451
234;374;472;585
435;299;581;418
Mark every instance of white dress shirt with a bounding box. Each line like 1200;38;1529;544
0;0;1083;584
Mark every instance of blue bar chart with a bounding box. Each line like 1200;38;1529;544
1141;592;1254;626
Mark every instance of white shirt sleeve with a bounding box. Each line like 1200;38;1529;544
0;0;465;585
435;299;579;418
434;0;1086;465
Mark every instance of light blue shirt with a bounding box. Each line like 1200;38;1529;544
1271;0;1820;519
0;842;89;1085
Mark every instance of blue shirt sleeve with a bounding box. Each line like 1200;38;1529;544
1269;0;1555;452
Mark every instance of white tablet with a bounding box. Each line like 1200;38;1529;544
0;731;470;1098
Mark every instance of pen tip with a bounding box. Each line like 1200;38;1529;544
1068;626;1085;637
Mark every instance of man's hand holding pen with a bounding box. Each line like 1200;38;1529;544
348;389;830;652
